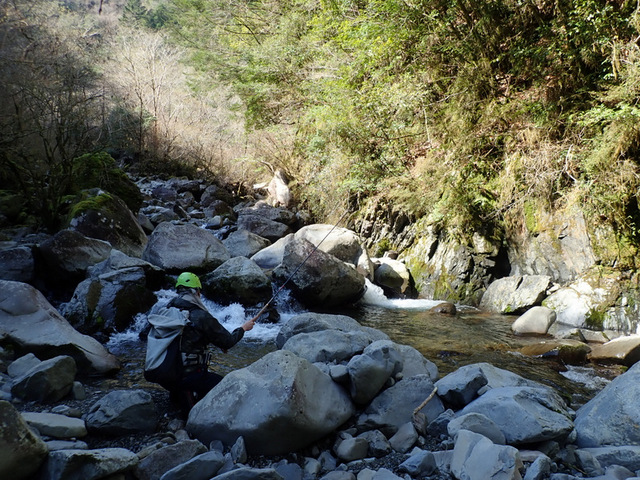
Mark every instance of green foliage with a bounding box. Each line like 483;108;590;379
585;307;606;330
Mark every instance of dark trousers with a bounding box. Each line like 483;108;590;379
170;368;223;418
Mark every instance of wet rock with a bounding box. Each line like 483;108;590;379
587;334;640;366
0;400;48;480
187;350;355;455
429;302;457;315
519;339;591;365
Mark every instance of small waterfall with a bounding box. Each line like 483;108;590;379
358;279;447;310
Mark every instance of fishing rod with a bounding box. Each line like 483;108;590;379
249;209;350;322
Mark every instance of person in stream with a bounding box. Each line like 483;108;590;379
143;272;255;417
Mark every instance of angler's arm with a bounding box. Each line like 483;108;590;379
190;309;245;350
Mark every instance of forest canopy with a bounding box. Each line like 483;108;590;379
1;0;640;266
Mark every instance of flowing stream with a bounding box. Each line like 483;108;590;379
107;281;613;404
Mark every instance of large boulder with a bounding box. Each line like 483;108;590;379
372;257;415;298
587;334;640;366
479;275;552;314
142;221;230;271
0;246;34;283
41;447;139;480
511;306;556;335
574;361;640;447
282;329;376;364
202;256;272;306
450;430;523;480
456;386;574;445
251;234;293;270
86;390;158;435
357;374;444;436
273;238;366;308
37;229;112;288
11;355;77;403
223;229;271;258
186;350;355;455
237;214;292;242
295;224;374;280
0;280;120;375
0;400;48;480
275;312;388;349
69;190;148;257
61;266;157;335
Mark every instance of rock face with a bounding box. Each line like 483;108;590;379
142;221;230;271
186;350;355;455
574;361;640;447
0;280;120;375
273;238;366;308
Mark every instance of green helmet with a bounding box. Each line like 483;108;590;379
175;272;202;289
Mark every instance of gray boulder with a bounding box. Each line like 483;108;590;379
357;430;392;458
134;439;208;480
11;355;77;402
273;238;366;308
587;335;640;366
42;447;139;480
86;389;157;435
450;430;523;480
236;202;297;225
0;246;34;282
237;213;292;242
61;266;157;334
447;412;506;445
457;386;574;445
276;312;388;349
159;450;225;480
373;257;414;298
223;229;271;258
357;374;444;436
7;353;41;378
398;449;437;477
347;340;403;404
38;229;112;279
282;329;375;364
202;256;272;306
251;234;293;270
21;411;87;438
214;467;285;480
295;224;374;280
187;350;355;455
0;400;48;480
394;343;439;380
142;221;230;271
575;446;640;472
435;362;544;409
0;280;120;374
480;275;552;314
69;191;148;257
574;361;640;447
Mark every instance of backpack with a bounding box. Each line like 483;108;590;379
143;306;190;389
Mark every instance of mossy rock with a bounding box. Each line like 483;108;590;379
71;152;143;214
